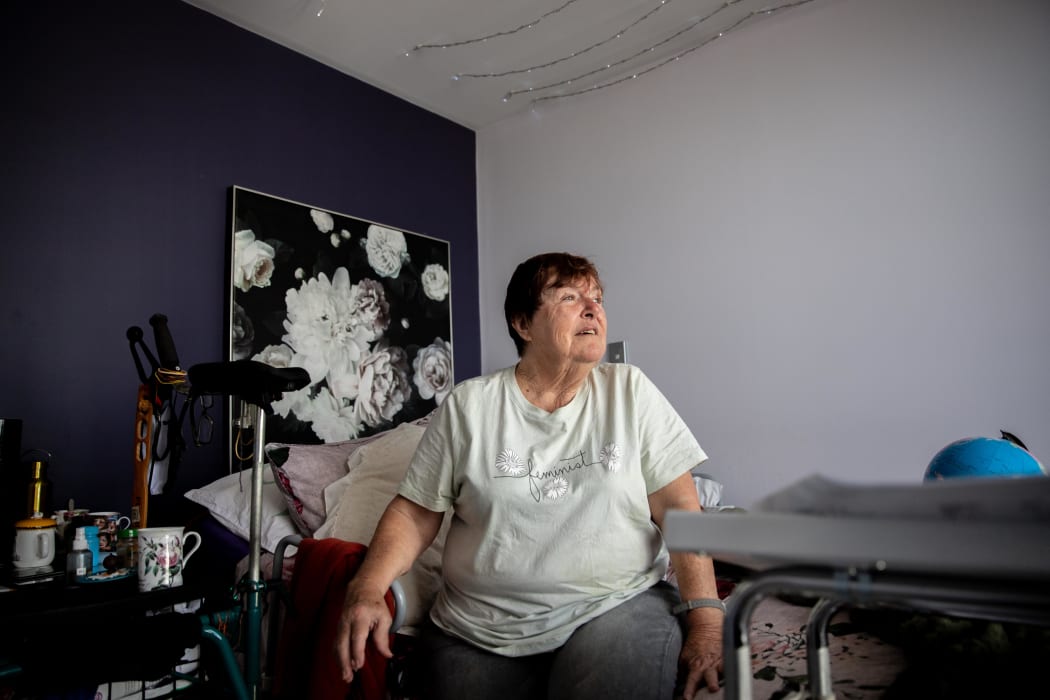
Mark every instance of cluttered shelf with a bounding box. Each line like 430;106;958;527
0;563;224;626
0;517;244;700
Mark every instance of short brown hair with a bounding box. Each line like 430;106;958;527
504;252;603;356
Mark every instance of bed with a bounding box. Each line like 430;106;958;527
182;421;984;700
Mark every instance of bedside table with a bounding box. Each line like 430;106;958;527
0;565;226;696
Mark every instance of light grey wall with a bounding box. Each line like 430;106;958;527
475;0;1050;508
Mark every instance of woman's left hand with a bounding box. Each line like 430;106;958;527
678;611;723;698
647;472;724;696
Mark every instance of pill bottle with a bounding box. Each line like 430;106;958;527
116;528;138;570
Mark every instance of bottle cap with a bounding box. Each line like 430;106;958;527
73;527;89;548
117;528;137;539
14;515;56;529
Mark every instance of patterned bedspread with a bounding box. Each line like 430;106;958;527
725;596;905;700
704;594;1050;699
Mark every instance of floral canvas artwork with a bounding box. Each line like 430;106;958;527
227;187;453;447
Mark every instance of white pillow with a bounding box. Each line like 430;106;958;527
184;469;298;553
319;421;451;630
693;473;724;508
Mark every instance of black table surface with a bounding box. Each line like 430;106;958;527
0;560;231;646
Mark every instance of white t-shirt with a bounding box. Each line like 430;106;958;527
398;363;707;656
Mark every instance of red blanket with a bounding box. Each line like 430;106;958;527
274;538;393;700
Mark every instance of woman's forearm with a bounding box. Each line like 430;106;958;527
349;494;443;595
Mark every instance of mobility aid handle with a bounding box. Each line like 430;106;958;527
188;360;309;412
149;313;181;371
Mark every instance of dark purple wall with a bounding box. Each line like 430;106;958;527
0;1;479;518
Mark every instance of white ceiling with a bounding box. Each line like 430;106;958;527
184;0;822;130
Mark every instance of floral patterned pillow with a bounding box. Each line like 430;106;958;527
266;411;434;536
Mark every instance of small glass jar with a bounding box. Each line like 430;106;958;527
116;528;138;570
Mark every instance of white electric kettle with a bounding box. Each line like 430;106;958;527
13;513;57;569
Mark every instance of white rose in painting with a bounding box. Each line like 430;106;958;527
412;337;452;404
282;271;345;385
233;230;276;292
252;344;309;418
364;224;408;278
282;267;370;386
310;209;334;233
421;263;450;302
349;278;391;343
302;386;364;442
353;345;411;427
270;385;312;421
326;350;362;406
252;343;294;368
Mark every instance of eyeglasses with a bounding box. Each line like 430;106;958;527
191;393;214;447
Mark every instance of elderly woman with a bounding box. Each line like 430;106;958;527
336;252;722;699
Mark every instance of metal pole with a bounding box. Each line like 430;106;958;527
200;623;250;700
806;598;843;700
244;404;266;697
722;581;768;700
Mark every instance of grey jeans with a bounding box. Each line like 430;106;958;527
416;581;684;700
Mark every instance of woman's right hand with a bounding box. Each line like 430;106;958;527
333;496;445;682
335;581;394;683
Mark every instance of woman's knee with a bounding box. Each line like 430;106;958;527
548;586;682;700
419;624;552;700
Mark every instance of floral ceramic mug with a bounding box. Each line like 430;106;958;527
137;526;201;592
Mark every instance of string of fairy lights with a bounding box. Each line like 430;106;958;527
453;0;677;80
532;0;818;104
409;0;585;52
505;0;745;101
406;0;819;107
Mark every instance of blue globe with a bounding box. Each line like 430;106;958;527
924;436;1047;481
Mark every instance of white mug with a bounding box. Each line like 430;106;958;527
137;526;202;592
13;518;57;569
52;508;90;539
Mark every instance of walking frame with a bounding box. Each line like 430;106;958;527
182;360;408;699
185;359;311;699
